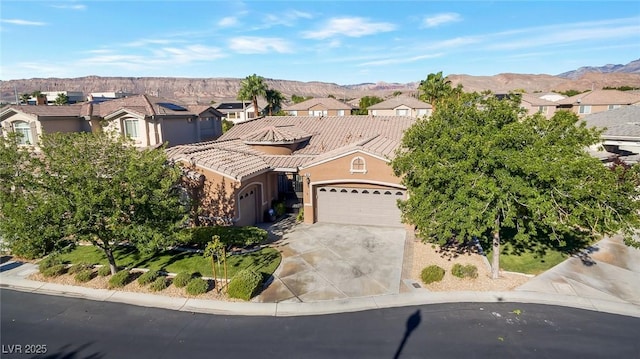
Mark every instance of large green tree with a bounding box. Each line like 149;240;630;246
0;132;188;273
357;96;384;115
238;74;267;119
54;92;69;105
392;93;640;278
265;88;285;116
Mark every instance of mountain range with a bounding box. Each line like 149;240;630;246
1;59;639;105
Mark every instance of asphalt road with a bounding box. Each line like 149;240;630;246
1;289;639;359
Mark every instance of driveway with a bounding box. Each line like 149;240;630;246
255;221;407;303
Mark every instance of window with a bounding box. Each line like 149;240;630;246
538;106;547;114
608;104;621;110
350;156;366;174
289;110;298;116
13;121;32;145
371;110;377;116
337;110;345;116
123;118;139;138
312;110;326;116
417;109;429;117
578;105;591;114
227;112;237;119
396;108;409;116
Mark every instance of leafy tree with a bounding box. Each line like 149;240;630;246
417;72;461;112
222;119;234;133
265;88;285;116
357;96;384;115
0;132;188;273
392;91;403;97
237;74;267;119
392;93;640;279
19;93;31;104
54;93;69;106
291;94;311;104
556;89;584;97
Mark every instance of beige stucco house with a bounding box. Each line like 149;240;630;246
1;95;223;147
283;98;354;116
556;90;640;118
166;115;415;228
366;96;432;118
518;93;558;118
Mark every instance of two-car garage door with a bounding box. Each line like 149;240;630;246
316;186;405;227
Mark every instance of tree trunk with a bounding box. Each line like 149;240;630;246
252;97;259;118
211;257;217;290
106;249;118;275
491;217;501;279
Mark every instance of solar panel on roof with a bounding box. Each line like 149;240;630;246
158;102;188;111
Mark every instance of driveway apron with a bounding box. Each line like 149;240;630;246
256;222;406;303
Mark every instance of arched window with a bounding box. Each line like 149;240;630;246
13;121;32;145
350;156;366;174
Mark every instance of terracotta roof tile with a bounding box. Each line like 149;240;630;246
366;96;432;110
583;105;640;139
2;105;82;117
557;90;640;106
242;125;311;144
283;97;354;111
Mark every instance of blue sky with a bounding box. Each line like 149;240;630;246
1;1;639;84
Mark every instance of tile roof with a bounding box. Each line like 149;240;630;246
582;105;640;139
283;97;354;111
557;90;640;106
2;104;82;117
242;125;311;144
519;93;557;106
366;96;432;110
187;105;222;116
167;115;415;180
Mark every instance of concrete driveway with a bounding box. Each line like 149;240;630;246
255;222;407;303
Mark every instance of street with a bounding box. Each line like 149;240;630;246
1;289;638;358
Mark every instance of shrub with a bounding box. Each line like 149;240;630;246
451;264;478;279
137;270;160;286
296;208;304;222
42;264;67;278
274;202;286;217
421;265;445;284
227;269;263;300
39;254;63;272
186;226;268;248
173;272;193;288
185;278;209;296
74;269;94;283
149;277;168;292
97;265;112;277
9;237;56;260
108;270;131;288
68;262;91;274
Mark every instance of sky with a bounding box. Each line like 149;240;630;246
1;0;639;85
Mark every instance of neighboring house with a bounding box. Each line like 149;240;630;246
537;92;565;102
519;93;558;118
283;98;354;116
366;96;432;117
1;94;223;147
166;115;416;227
215;99;267;123
583;105;640;164
556;89;640;117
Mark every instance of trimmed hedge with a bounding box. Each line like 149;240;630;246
227;269;263;300
185;278;209;296
421;265;445;285
150;277;168;292
185;226;268;248
74;269;94;283
68;262;91;275
137;270;160;286
108;270;131;288
172;272;193;288
42;264;67;278
97;265;112;277
451;264;478;279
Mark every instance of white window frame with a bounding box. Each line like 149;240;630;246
123;118;139;138
538;106;548;114
350;156;367;174
608;104;621;110
337;109;344;116
417;109;428;117
13;121;32;145
395;108;409;116
578;105;591;114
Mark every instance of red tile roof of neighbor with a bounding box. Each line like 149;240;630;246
366;96;432;110
557;90;640;106
167;115;416;180
242;125;312;144
283;97;355;111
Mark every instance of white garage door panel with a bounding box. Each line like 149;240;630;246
317;186;405;227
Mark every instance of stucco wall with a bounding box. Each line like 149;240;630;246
162;116;198;146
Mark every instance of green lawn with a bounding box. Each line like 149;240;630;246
488;245;568;275
58;245;281;279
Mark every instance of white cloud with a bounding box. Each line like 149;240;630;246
261;9;313;28
229;36;293;54
51;4;86;11
422;13;462;28
1;19;46;26
124;38;183;47
359;53;444;67
302;17;396;39
218;16;238;27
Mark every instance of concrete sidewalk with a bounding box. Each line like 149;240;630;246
1;258;639;318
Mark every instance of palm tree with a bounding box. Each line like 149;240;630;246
418;72;453;112
19;93;31;104
237;74;267;119
265;89;285;116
